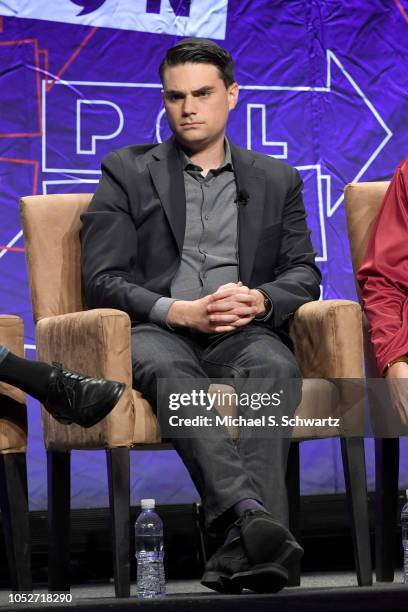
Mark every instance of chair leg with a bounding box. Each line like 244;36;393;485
106;447;130;598
0;453;32;591
47;450;70;591
340;437;372;586
375;437;399;582
193;502;208;573
286;441;301;586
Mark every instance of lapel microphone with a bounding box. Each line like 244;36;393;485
235;188;250;206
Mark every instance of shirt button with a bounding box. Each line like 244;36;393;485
204;215;209;220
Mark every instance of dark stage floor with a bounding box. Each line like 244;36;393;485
0;572;406;612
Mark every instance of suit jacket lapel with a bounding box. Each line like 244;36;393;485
230;144;266;285
148;139;186;254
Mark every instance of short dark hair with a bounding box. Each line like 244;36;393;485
159;38;235;88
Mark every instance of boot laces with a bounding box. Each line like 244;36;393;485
52;362;82;409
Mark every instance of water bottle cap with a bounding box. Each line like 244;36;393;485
140;498;155;509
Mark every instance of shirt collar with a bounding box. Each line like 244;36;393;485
177;138;233;172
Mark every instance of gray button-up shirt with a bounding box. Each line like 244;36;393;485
150;139;238;326
149;139;272;327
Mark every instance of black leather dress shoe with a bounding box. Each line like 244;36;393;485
201;537;288;594
236;509;304;568
44;362;126;428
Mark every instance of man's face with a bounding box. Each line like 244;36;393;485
161;62;238;149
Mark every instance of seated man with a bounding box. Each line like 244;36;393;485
357;156;408;423
0;344;125;428
80;38;321;593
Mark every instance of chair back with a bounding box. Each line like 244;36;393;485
344;181;390;379
20;194;93;322
344;182;389;295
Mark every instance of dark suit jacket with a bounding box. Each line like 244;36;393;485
80;137;321;340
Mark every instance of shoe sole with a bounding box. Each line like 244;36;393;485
80;383;126;428
231;561;288;593
201;570;242;594
241;516;304;567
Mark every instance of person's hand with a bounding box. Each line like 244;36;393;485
166;283;267;333
206;282;265;330
385;361;408;426
166;295;236;333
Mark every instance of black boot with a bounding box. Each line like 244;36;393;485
44;363;125;428
201;536;289;594
236;509;304;568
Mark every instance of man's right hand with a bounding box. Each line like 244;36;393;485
167;295;239;333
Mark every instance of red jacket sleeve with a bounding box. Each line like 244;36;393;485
357;157;408;374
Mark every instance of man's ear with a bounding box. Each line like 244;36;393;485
228;82;239;110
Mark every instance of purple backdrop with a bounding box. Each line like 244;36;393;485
0;0;407;509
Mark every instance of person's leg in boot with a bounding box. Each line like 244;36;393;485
0;344;125;428
200;325;304;592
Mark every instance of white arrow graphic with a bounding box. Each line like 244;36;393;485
242;49;392;217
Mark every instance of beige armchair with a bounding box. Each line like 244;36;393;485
345;181;399;583
0;315;31;590
20;193;372;596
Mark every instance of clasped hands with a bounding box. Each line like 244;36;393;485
167;282;267;334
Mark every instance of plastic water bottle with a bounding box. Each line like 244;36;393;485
402;489;408;584
135;499;165;599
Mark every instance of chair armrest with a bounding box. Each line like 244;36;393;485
0;315;24;351
0;315;27;452
36;308;135;447
289;300;364;378
36;308;132;385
